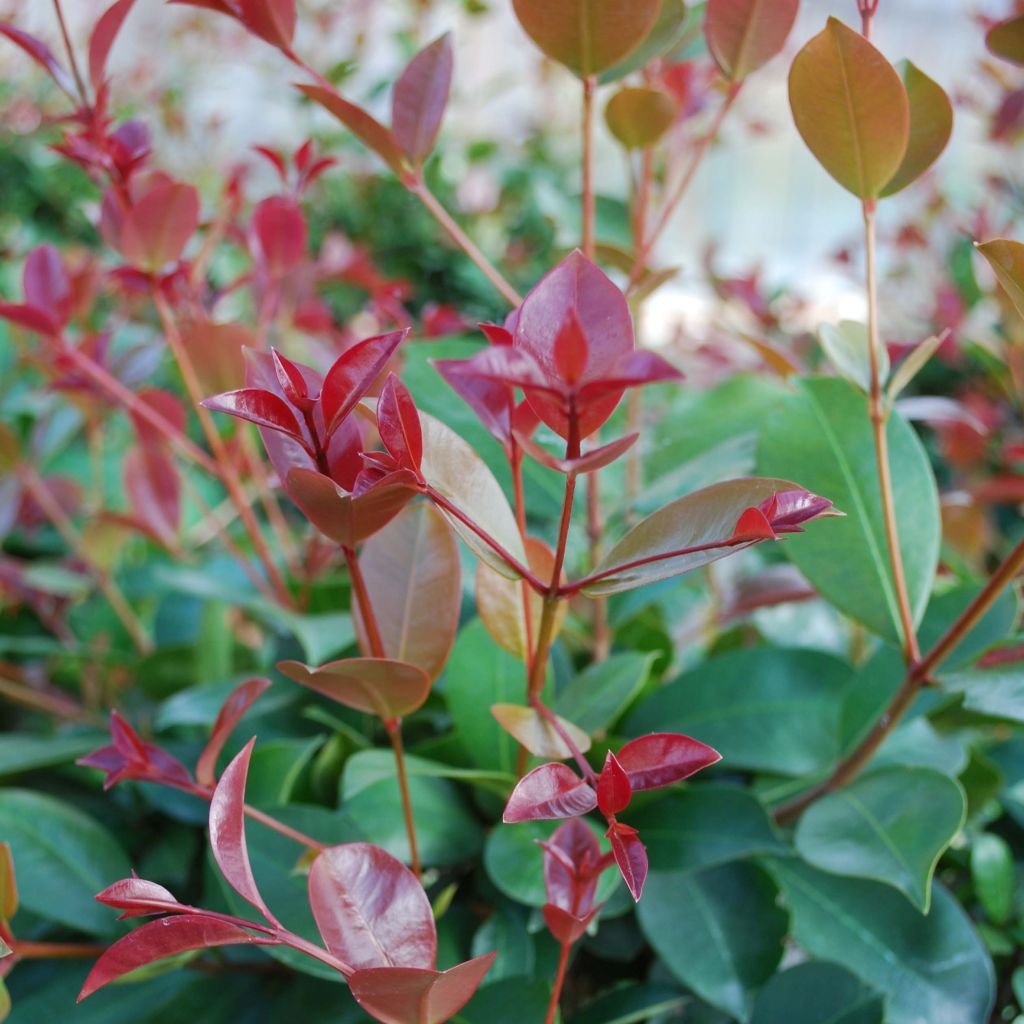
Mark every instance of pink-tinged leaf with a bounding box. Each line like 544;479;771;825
987;15;1024;67
577;349;682;398
131;388;188;448
0;302;58;335
0;24;75;95
454;345;558;394
503;763;597;823
606;823;647;901
252;195;307;276
253;145;288;181
705;0;799;80
377;374;423;470
23;245;71;327
764;489;837;532
88;0;138;89
321;330;408;437
196;678;272;787
201;388;305;441
308;843;437;971
353;503;460;680
238;0;295;51
271;349;311;408
596;751;632;816
124;443;180;549
512;0;660;77
78;915;272;1001
542;818;601;914
209;739;276;923
788;18;909;200
277;657;431;719
491;704;591;760
298;84;407;175
120;181;201;272
96;877;183;919
517;432;638;476
434;360;512;445
349;953;497;1024
392;33;453;166
616;733;722;791
731;506;776;542
543;903;598;946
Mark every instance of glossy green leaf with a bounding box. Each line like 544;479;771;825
767;859;995;1024
626;647;857;776
469;904;534;982
341;748;514;798
512;0;660;77
452;977;552;1023
0;733;107;775
705;0;799;80
0;789;130;937
939;666;1024;722
987;15;1024;67
571;984;687;1024
789;18;909;198
794;766;965;911
971;833;1015;925
751;962;883;1024
976;239;1024;323
880;61;953;197
757;377;940;645
817;320;885;394
605;87;677;149
629;786;786;871
554;652;653;735
599;0;691;83
638;861;787;1021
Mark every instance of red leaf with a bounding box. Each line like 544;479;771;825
503;763;597;823
0;24;75;95
576;349;682;398
23;245;71;327
298;84;407;175
392;34;453;166
120;181;200;272
253;145;288;181
542;818;600;912
517;431;638;475
308;843;437;970
348;953;496;1024
252;195;307;276
543;903;598;946
616;733;721;791
434;360;513;446
78;915;272;1001
201;388;305;441
209;739;276;923
88;0;138;89
552;311;589;386
271;348;311;408
320;330;408;437
705;0;800;80
377;374;423;470
196;678;272;787
96;877;184;919
0;302;59;335
596;751;632;816
762;488;836;532
124;443;180;548
606;823;647;901
731;505;776;541
277;657;431;719
238;0;295;51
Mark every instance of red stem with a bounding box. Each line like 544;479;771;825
545;943;572;1024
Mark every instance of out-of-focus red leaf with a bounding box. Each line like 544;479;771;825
0;24;75;95
209;739;276;923
201;388;305;440
96;877;183;919
23;245;71;327
88;0;138;89
577;349;681;398
124;443;180;549
606;823;647;901
277;657;431;719
503;763;598;823
377;374;423;470
349;953;497;1024
119;181;200;272
253;144;288;181
238;0;295;51
298;85;407;175
78;709;193;790
987;14;1024;67
183;321;251;396
616;733;721;791
78;915;272;1001
252;196;307;276
0;302;59;335
543;903;598;946
596;751;632;816
353;503;460;680
196;678;272;787
321;330;408;436
704;0;799;80
392;34;453;166
308;843;437;970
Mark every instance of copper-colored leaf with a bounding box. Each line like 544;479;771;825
353;503;461;680
512;0;660;77
705;0;799;80
987;15;1024;67
491;704;592;760
605;86;677;149
392;34;453;166
977;239;1024;323
0;843;16;921
277;657;431;719
788;17;909;199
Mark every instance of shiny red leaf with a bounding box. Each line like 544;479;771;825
201;388;305;441
308;843;437;971
615;733;721;791
596;751;632;816
552;311;589;386
79;915;272;1001
731;505;776;541
606;822;647;901
88;0;138;89
277;657;431;719
377;374;423;470
196;677;272;787
392;33;453;166
434;359;513;446
320;330;408;437
271;348;311;408
252;195;307;276
209;739;276;923
96;877;184;919
503;763;597;823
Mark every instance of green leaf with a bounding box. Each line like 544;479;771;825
971;833;1015;925
817;321;885;394
244;737;323;805
341;748;514;797
470;904;534;981
793;766;965;911
605;87;677;149
0;789;130;936
939;666;1024;722
629;786;785;872
751;962;883;1024
767;858;995;1024
880;61;953;197
0;732;107;775
757;377;940;645
638;861;787;1021
452;977;552;1024
788;18;909;198
554;652;653;735
571;984;688;1024
626;647;856;776
484;820;619;908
